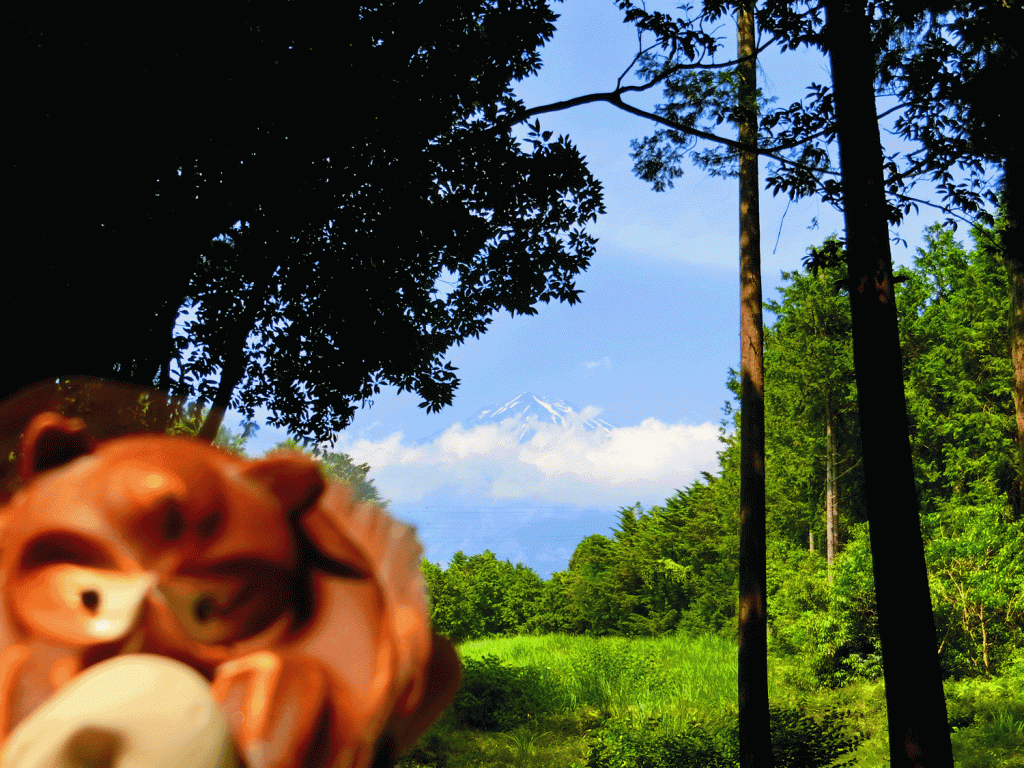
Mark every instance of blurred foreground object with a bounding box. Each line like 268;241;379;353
2;654;239;768
0;391;460;768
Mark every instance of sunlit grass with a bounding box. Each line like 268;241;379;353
399;633;1023;768
459;632;787;730
946;678;1024;768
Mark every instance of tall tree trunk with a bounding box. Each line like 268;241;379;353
824;1;953;766
1003;157;1024;519
736;3;772;767
825;393;838;581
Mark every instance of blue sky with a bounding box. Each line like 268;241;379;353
244;1;971;577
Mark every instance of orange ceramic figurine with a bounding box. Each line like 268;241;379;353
0;412;460;767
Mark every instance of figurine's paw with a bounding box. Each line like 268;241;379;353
0;654;240;768
212;651;331;768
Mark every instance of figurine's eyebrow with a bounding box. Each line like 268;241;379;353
19;532;117;570
318;557;369;580
296;509;374;580
299;536;371;580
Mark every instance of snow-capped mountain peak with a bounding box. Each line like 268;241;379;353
465;392;615;441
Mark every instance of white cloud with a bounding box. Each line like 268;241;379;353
338;415;722;510
584;356;612;371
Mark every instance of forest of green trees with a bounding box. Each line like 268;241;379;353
422;220;1023;687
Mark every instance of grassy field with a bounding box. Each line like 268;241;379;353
398;633;1024;768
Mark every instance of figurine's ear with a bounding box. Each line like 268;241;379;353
242;453;326;516
18;412;93;481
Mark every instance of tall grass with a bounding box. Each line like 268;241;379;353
410;634;1023;768
459;632;784;730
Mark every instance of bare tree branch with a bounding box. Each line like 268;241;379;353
520;91;837;176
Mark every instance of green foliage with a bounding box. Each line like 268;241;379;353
586;716;735;768
536;467;740;639
629;63;754;190
765;540;830;663
879;0;1016;213
766;526;882;690
166;402;253;456
813;525;883;689
898;224;1017;512
267;439;386;505
316;450;387;506
423;552;545;642
524;570;576;635
764;244;865;550
769;705;863;768
565;642;671;713
451;656;553;731
553;533;624;635
761;225;1020;689
646;465;741;637
622;0;1004;229
587;705;861;768
925;499;1024;678
946;678;1024;768
895;223;1023;679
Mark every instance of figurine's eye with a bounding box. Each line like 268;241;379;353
194;596;217;623
80;589;100;613
196;512;222;540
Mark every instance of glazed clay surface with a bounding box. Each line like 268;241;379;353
0;413;459;768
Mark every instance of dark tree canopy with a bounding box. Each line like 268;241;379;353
7;0;604;443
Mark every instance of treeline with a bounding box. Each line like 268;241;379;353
422;221;1024;684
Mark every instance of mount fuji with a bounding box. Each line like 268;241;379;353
463;392;615;442
417;392;616;445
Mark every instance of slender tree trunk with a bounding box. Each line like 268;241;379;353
197;225;281;443
197;355;245;443
824;1;953;766
736;3;772;767
825;394;838;581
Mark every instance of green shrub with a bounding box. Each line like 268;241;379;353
766;541;830;660
586;705;861;768
768;705;863;768
925;500;1024;679
765;529;886;690
586;716;735;768
451;655;556;731
812;526;884;688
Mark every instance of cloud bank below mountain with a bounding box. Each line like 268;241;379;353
337;414;723;510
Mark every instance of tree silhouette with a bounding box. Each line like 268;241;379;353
7;0;605;445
